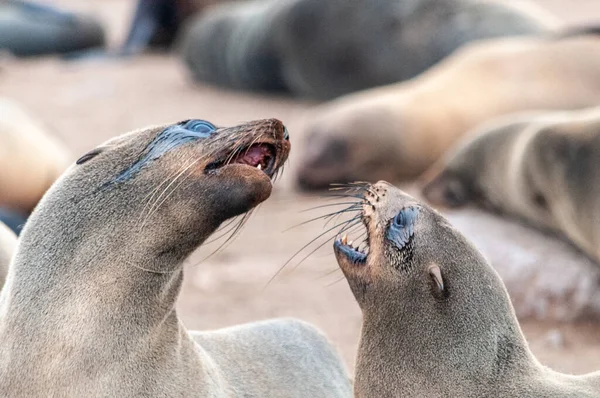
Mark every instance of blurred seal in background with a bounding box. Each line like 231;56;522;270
179;0;554;98
295;31;600;190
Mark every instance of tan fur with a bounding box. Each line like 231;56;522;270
0;119;351;397
0;221;17;290
0;98;72;212
296;34;600;190
422;106;600;264
333;181;600;397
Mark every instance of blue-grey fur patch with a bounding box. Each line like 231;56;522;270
386;207;419;250
112;119;217;183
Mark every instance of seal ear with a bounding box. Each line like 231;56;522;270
76;148;102;165
428;264;444;292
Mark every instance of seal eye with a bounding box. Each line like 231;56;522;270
183;119;216;135
76;149;101;165
393;212;405;228
386;207;419;250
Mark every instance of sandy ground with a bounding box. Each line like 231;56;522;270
3;0;600;375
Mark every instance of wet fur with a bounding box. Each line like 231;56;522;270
179;0;553;99
334;182;600;397
422;106;600;265
296;33;600;190
0;119;351;397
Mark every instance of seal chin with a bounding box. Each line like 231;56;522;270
334;239;367;266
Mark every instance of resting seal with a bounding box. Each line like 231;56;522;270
332;181;600;397
0;98;72;213
0;118;352;397
180;0;553;98
119;0;244;55
0;221;17;290
296;32;600;190
422;106;600;265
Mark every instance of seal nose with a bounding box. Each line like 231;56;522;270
284;127;290;141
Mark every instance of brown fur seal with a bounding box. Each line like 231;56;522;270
0;221;17;290
0;98;72;213
180;0;553;98
332;181;600;397
0;118;352;397
422;106;600;265
296;32;600;190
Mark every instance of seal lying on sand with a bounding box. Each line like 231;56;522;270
422;106;600;265
0;98;72;214
0;0;105;57
0;118;351;397
333;181;600;397
296;32;600;190
180;0;553;98
119;0;245;55
0;221;17;290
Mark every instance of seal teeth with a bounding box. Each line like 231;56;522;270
257;164;262;170
342;234;348;245
348;240;354;247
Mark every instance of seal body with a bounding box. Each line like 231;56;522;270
0;119;351;397
0;98;72;213
180;0;553;99
422;106;600;265
119;0;245;55
0;221;17;290
0;0;105;57
331;181;600;397
295;33;600;190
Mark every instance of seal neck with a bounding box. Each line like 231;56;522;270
354;310;540;397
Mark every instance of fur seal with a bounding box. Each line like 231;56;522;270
0;220;17;290
421;106;600;265
180;0;553;99
0;118;352;397
332;181;600;397
0;98;72;214
295;32;600;190
0;0;106;57
119;0;244;55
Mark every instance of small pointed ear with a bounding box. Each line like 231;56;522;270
428;264;444;291
76;148;102;165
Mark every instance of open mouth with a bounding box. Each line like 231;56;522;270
334;231;368;265
205;143;278;177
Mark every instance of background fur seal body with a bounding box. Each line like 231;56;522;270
0;98;72;213
0;119;351;397
422;106;600;265
180;0;553;99
0;221;17;290
332;181;600;397
296;33;600;190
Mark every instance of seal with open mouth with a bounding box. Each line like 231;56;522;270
0;118;351;397
332;181;600;397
